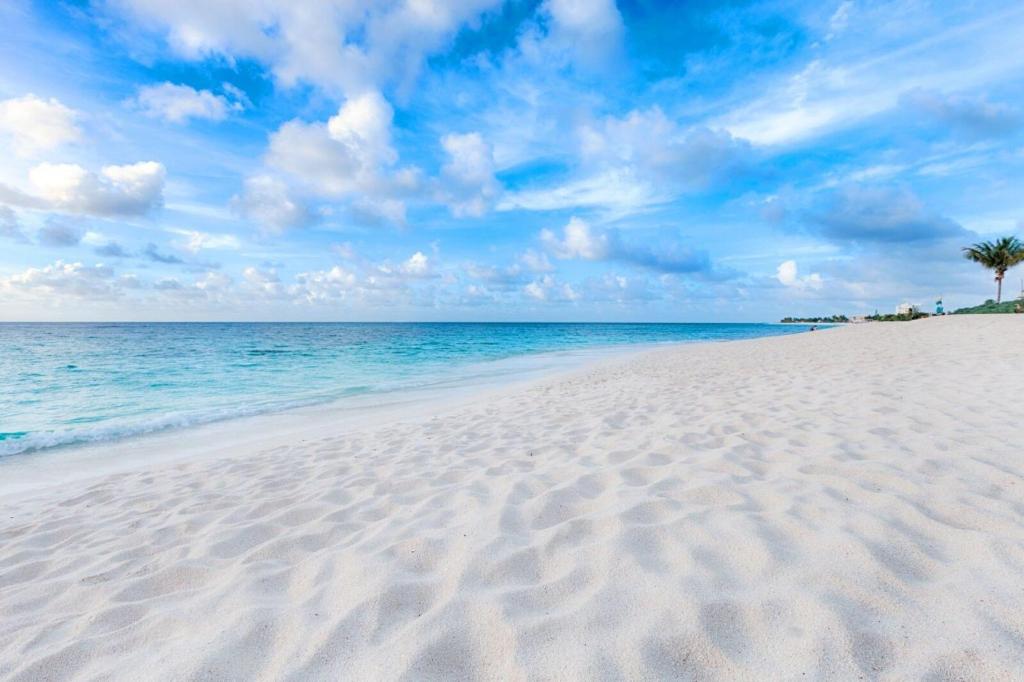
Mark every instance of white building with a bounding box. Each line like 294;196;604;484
896;302;919;316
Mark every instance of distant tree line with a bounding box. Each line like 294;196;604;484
953;299;1024;314
779;315;849;323
865;312;930;322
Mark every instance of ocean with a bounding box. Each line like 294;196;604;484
0;322;809;458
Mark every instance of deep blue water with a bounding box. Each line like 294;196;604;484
0;322;809;457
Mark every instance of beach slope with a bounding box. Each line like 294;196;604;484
2;315;1023;680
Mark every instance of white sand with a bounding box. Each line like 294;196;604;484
2;315;1023;680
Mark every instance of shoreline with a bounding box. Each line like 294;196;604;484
2;316;1021;679
0;326;816;500
0;341;650;500
0;322;807;463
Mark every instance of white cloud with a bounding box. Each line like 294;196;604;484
326;91;396;163
540;216;609;260
20;161;165;216
242;266;285;297
582;273;656;304
1;260;118;298
538;215;722;277
438;132;499;217
371;251;436;281
776;260;824;290
108;0;503;97
293;265;359;303
542;0;623;68
168;228;241;253
524;279;547;300
231;175;315;232
546;0;621;38
400;251;431;277
0;94;81;157
825;1;853;41
194;271;232;293
513;0;623;73
580;109;754;189
520;249;554;273
266;91;417;222
133;82;239;123
717;5;1024;145
524;274;580;302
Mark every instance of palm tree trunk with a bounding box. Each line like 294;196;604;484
997;275;1003;303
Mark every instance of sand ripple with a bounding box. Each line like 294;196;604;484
1;316;1023;680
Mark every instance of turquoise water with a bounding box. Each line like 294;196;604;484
0;322;809;457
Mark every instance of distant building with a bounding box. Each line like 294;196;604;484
850;315;869;323
896;302;919;316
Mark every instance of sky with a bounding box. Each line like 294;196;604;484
1;0;1023;322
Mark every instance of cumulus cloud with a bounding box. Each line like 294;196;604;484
540;216;608;260
582;273;657;304
368;251;437;283
132;82;240;123
242;266;285;297
292;265;359;303
267;91;417;223
5;161;167;217
464;248;556;292
466;262;526;287
106;0;503;97
520;249;554;273
194;271;232;293
1;260;119;299
524;274;580;302
900;88;1021;137
0;94;81;156
540;216;725;277
399;251;431;278
776;260;823;290
807;185;967;244
231;175;316;232
0;256;451;311
438;132;499;217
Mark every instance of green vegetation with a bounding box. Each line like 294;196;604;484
962;236;1024;303
780;315;849;323
865;312;930;321
952;299;1024;314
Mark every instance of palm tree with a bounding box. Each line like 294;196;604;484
962;236;1024;303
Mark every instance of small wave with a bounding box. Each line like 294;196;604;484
0;395;335;459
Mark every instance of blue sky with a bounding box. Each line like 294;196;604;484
1;0;1022;321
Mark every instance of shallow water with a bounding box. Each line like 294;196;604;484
0;322;809;457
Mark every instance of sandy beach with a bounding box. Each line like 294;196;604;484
1;315;1023;680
